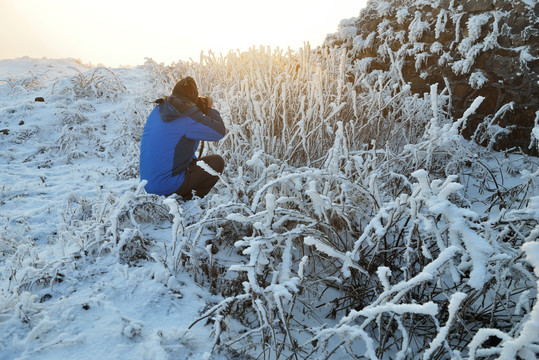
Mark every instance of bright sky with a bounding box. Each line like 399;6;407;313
0;0;367;68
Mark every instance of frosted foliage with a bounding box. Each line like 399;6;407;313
472;238;539;360
438;52;453;66
452;58;474;75
469;70;488;89
375;1;393;17
1;31;538;360
377;19;395;42
353;32;376;51
396;8;409;24
338;17;357;28
136;47;539;358
532;111;539;151
311;1;539;357
467;14;491;42
337;17;358;40
435;9;448;39
353;57;374;73
415;52;430;71
430;41;443;54
472;102;514;150
337;26;358;40
482;11;502;51
520;47;534;65
408;11;431;43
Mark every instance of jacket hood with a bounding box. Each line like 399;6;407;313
157;95;197;122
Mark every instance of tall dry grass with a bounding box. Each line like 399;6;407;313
138;44;539;359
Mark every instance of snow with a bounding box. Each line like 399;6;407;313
519;46;536;65
0;57;91;83
1;30;538;358
497;241;539;359
0;58;226;360
521;0;536;7
422;292;467;359
315;0;539;357
6;260;215;360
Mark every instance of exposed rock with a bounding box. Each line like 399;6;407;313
325;0;538;155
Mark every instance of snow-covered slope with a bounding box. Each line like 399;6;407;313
0;58;225;360
0;57;91;81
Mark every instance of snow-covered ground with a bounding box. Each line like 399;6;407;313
4;0;539;358
0;58;226;360
1;54;538;360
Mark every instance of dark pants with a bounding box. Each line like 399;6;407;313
174;154;225;200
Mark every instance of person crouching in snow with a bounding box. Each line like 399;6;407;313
139;76;226;200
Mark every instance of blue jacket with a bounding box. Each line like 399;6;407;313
139;95;226;195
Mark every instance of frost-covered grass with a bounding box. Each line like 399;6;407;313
0;59;225;360
1;43;538;360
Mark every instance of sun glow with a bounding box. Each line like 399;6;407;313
0;0;367;67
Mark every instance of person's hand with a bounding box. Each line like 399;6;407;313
205;96;213;108
196;96;213;114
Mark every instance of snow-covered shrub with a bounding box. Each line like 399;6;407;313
59;182;170;263
471;102;514;150
56;67;126;100
2;2;537;358
141;44;538;359
1;73;48;95
55;122;103;161
59;109;89;126
302;169;537;358
4;30;533;359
